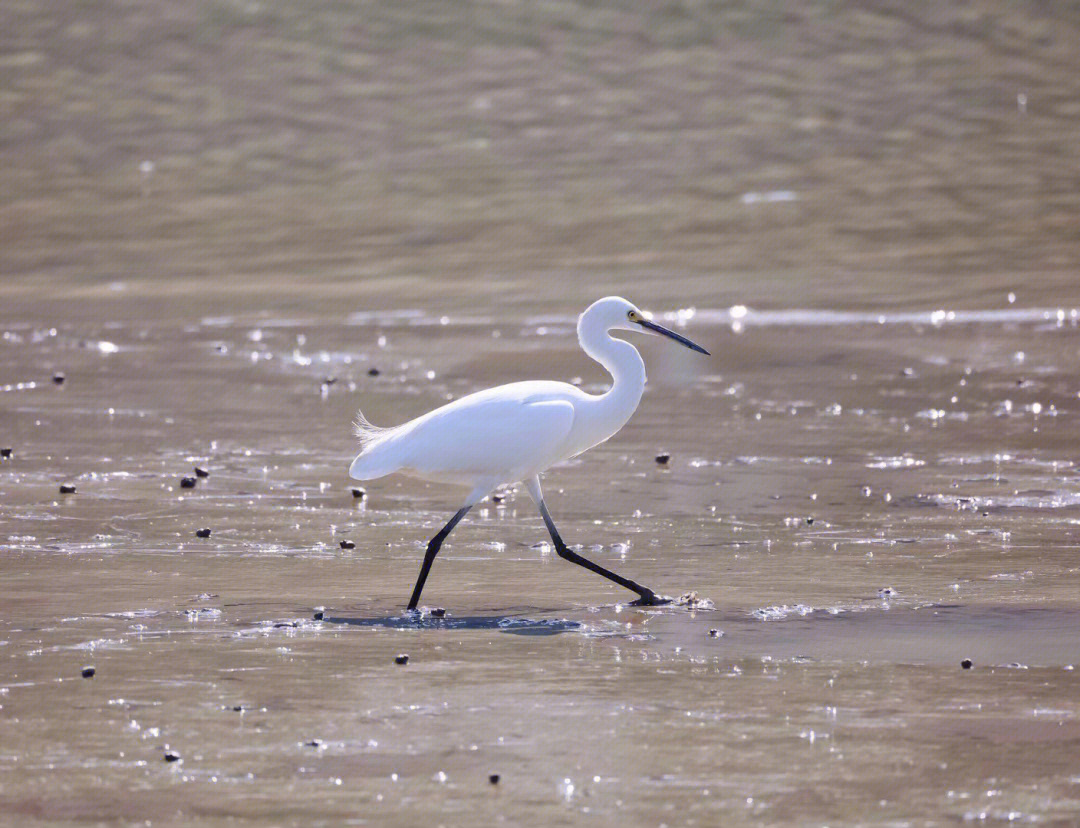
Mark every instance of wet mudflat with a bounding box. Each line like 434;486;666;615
3;305;1080;826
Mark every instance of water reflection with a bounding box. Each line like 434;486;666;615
324;614;583;636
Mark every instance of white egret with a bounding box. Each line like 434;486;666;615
348;296;710;610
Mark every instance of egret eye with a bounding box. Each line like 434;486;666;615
628;310;640;322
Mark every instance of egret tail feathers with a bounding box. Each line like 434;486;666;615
350;408;404;480
353;408;395;450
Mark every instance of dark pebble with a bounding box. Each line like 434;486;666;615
313;608;325;621
194;466;210;478
394;654;409;665
351;487;366;500
179;477;197;489
53;372;66;385
163;750;181;763
708;629;722;638
195;528;211;538
367;367;381;376
0;448;11;458
806;517;814;525
879;587;893;596
489;774;501;785
81;666;96;678
655;452;671;465
305;738;324;748
491;493;504;504
231;704;245;712
339;540;355;550
430;607;446;618
59;483;76;494
323;376;337;386
961;658;973;670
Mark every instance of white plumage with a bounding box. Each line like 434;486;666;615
348;296;710;610
351;382;577;501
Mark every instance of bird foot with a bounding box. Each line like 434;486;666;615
629;591;673;607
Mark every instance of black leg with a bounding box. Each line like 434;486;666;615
535;498;669;605
407;506;471;611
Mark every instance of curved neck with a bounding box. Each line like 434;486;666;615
578;318;646;420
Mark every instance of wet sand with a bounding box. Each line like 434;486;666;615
3;309;1080;825
4;2;1080;825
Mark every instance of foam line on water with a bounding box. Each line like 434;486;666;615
520;306;1080;330
676;306;1080;328
184;305;1080;331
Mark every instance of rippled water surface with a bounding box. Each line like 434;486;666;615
4;1;1080;825
4;306;1080;825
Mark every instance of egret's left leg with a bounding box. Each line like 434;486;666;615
407;506;470;611
405;481;494;612
525;476;670;605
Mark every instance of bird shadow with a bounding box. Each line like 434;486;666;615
323;613;582;636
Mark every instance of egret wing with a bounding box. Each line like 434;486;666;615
400;393;576;482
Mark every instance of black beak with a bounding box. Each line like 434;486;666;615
638;318;710;355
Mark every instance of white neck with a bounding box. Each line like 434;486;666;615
577;318;646;443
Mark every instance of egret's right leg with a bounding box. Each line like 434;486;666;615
407;506;471;611
525;476;670;606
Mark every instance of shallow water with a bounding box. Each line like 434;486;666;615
4;1;1080;825
4;306;1080;825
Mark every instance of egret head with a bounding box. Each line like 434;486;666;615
581;296;710;355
